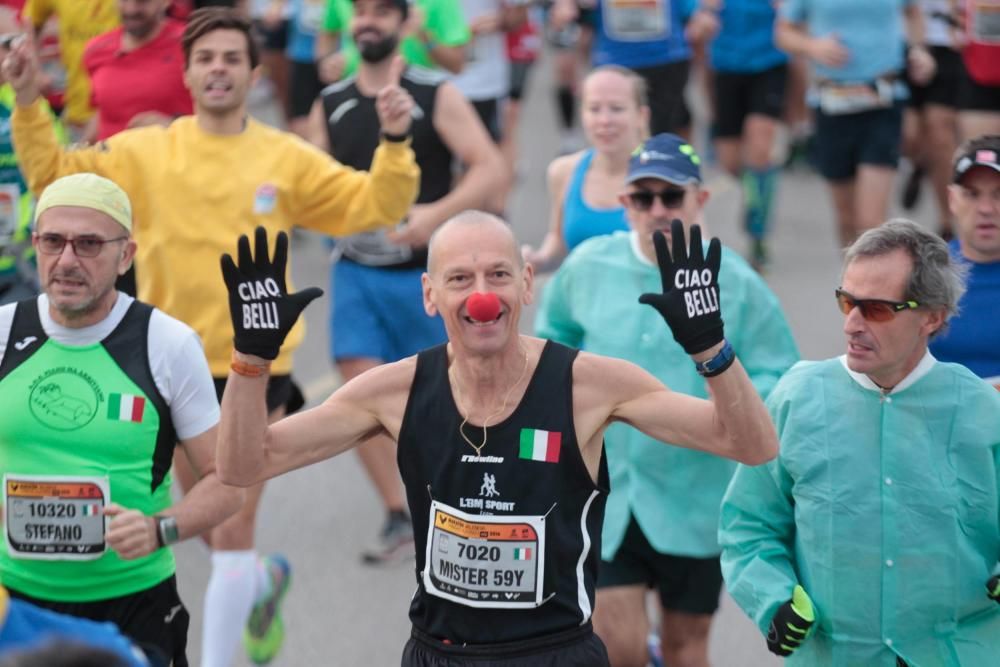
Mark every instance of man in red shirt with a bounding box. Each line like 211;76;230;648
84;0;192;140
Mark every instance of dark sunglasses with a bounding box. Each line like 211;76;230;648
626;188;687;211
36;233;128;258
835;288;920;322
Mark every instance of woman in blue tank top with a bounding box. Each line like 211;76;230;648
522;65;648;273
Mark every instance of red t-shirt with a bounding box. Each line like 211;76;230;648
962;0;1000;86
84;19;193;140
506;19;540;64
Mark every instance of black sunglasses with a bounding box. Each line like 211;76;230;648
835;288;920;322
626;188;687;211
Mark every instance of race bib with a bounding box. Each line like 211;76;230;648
817;78;895;115
423;500;546;609
4;474;109;561
971;0;1000;43
602;0;668;41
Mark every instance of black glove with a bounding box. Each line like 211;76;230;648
767;585;815;657
220;226;323;360
638;219;724;355
988;575;1000;604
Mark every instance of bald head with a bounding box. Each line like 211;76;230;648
427;210;522;277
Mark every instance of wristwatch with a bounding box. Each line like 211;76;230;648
155;515;180;548
694;339;735;378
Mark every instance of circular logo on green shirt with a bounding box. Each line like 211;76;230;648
29;367;100;431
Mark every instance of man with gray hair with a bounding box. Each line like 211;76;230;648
719;219;1000;666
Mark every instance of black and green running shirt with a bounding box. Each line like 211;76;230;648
0;296;208;602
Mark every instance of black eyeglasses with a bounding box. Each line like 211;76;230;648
835;288;920;322
626;188;687;211
35;233;129;258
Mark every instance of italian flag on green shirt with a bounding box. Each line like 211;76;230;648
519;429;561;463
107;393;146;423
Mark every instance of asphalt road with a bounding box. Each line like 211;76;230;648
173;46;941;667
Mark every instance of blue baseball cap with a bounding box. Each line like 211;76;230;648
625;133;702;186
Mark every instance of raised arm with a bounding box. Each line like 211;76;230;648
294;56;420;233
4;33;127;194
215;227;406;486
605;221;777;465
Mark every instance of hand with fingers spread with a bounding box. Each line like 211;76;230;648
638;219;725;355
104;504;158;560
220;226;324;361
376;55;414;137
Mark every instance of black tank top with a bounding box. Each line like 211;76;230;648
320;67;453;269
398;340;609;644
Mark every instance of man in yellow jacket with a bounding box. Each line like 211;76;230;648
2;7;420;667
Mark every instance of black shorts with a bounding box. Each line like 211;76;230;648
8;575;189;667
597;515;723;615
253;18;289;52
906;45;963;109
288;59;323;119
401;623;610;666
510;61;534;101
957;67;1000;112
635;60;691;135
213;373;295;413
471;98;502;142
813;103;904;181
712;64;788;139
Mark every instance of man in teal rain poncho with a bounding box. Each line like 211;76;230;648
720;219;1000;667
535;133;799;667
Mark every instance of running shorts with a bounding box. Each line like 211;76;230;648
634;60;691;135
712;64;788;139
813;103;904;181
596;514;723;615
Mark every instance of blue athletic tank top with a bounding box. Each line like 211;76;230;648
562;150;629;252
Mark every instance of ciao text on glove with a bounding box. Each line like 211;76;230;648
239;278;281;330
675;269;719;318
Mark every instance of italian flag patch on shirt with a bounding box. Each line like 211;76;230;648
519;428;561;463
107;393;146;423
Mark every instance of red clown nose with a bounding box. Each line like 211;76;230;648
466;292;501;322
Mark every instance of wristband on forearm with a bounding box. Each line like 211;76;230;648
231;350;271;377
694;339;735;377
155;515;179;548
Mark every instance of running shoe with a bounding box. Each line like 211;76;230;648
361;511;414;566
244;554;292;665
901;164;924;210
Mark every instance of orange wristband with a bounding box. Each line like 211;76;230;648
230;351;271;377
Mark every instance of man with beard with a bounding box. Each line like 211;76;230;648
84;0;193;141
3;7;420;666
309;0;505;566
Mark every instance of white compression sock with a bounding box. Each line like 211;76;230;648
201;550;259;667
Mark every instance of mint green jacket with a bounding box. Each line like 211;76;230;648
535;231;799;558
720;355;1000;666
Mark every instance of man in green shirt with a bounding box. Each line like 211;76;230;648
315;0;469;82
